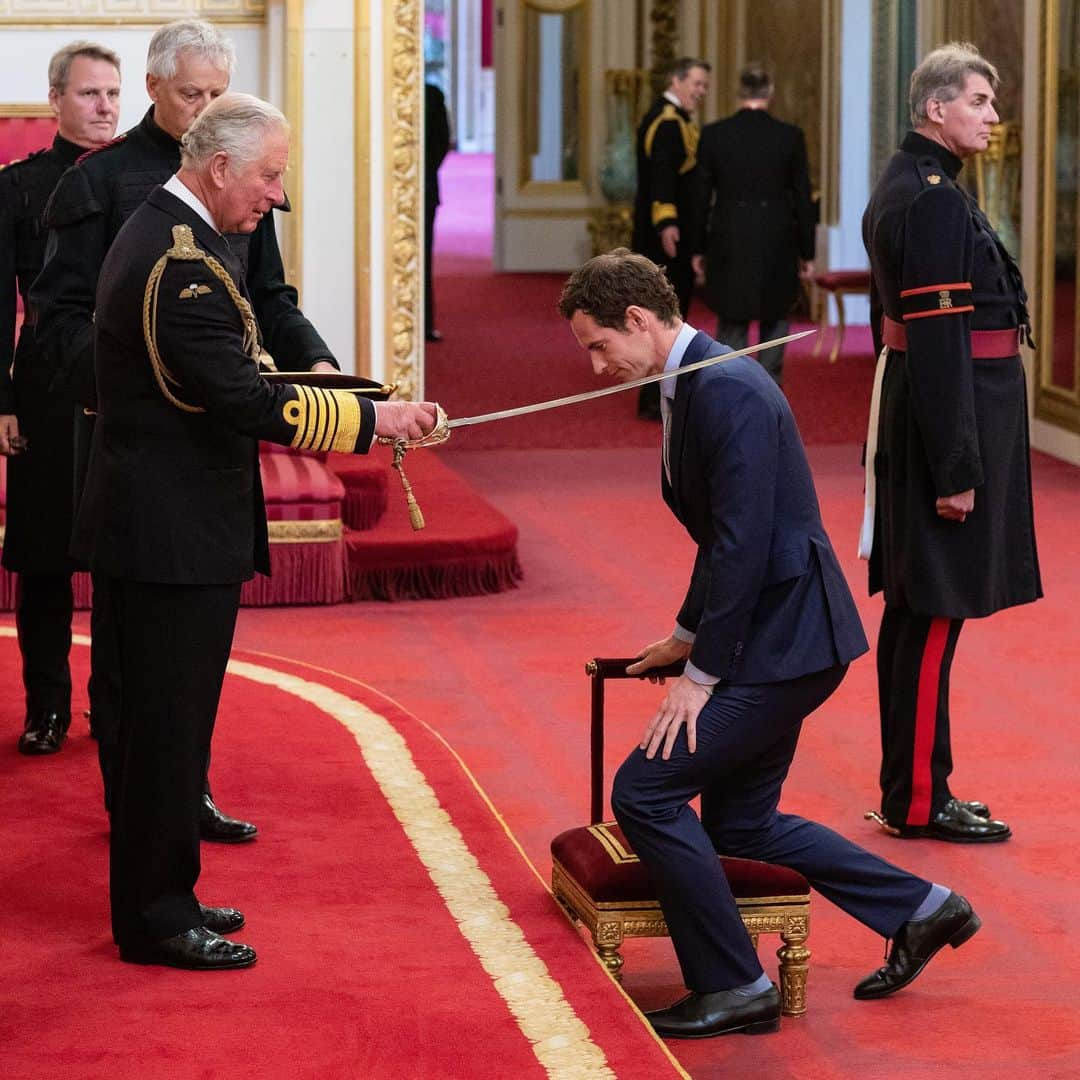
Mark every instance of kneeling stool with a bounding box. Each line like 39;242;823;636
550;657;812;1016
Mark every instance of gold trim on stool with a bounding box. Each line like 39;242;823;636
267;519;343;543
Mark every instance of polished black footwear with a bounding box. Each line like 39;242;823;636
866;802;1009;842
120;927;256;970
854;892;980;1000
645;985;781;1039
198;904;245;934
199;793;258;843
17;711;71;755
946;797;990;819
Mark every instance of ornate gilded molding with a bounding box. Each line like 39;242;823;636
0;0;265;24
282;0;303;304
0;103;52;117
384;0;422;400
648;0;677;96
354;0;371;377
267;519;343;543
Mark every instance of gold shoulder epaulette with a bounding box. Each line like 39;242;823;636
142;222;261;413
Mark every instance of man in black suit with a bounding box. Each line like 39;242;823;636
1;42;121;757
424;80;450;342
32;19;332;839
693;65;815;386
77;93;437;968
632;57;709;419
559;249;980;1037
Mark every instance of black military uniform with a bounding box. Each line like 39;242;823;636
632;94;703;418
31;107;336;835
424;81;450;340
78;186;377;961
0;134;84;754
862;131;1042;841
695;108;815;384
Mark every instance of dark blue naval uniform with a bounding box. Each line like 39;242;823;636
612;330;933;991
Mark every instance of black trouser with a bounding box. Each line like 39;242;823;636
92;573;213;812
612;665;930;991
15;572;74;718
109;578;241;948
716;318;789;386
424;194;438;332
877;605;964;826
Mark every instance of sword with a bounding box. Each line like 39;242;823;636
379;327;815;530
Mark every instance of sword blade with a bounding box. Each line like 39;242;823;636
446;328;815;429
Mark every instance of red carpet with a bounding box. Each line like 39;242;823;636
425;152;876;448
0;633;684;1079
223;444;1079;1080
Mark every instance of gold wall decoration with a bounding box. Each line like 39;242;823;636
354;0;371;377
648;0;677;96
384;0;422;400
0;0;265;24
282;0;303;304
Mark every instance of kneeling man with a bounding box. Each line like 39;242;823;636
76;93;437;969
558;249;979;1037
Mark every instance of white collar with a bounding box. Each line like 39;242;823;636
163;173;220;234
663;90;683;110
661;322;698;401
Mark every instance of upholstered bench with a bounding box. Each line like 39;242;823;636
813;269;872;363
240;445;347;606
552;821;811;1016
325;453;389;531
550;657;812;1017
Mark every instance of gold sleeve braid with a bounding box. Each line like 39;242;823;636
283;383;366;452
142;224;261;413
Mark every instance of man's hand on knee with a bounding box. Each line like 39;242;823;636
641;674;712;760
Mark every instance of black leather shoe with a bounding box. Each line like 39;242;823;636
645;984;781;1039
946;797;990;819
17;711;71;755
199;794;258;843
901;801;1010;842
120;927;256;970
854;892;980;999
199;904;245;934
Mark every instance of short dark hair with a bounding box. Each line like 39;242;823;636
738;64;773;100
666;57;711;86
557;249;680;328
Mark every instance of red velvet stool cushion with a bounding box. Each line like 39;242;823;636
259;447;345;522
551;822;809;903
813;270;871;291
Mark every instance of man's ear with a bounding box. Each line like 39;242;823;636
208;151;229;190
145;72;159;104
47;86;61;119
925;97;946;125
625;305;650;332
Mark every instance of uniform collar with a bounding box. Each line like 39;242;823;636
901;130;963;180
662;90;688;116
139;106;182;153
163;173;220;234
52;132;86;167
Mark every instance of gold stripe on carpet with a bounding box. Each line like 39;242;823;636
226;658;615;1079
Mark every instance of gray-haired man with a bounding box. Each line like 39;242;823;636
79;93;436;968
32;20;334;841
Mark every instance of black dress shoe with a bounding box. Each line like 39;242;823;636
645;985;781;1039
120;927;256;970
899;801;1010;843
199;904;245;934
946;797;991;819
854;892;980;999
200;793;258;843
17;711;71;755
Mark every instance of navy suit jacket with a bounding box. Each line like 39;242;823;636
665;330;868;683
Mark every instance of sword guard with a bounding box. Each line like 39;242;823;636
376;403;451;451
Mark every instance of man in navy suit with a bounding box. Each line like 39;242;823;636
558;249;981;1038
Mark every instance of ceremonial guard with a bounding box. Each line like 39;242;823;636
0;42;121;755
78;93;436;969
861;43;1041;843
31;20;335;839
632;57;709;419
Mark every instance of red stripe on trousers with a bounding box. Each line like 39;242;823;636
908;617;950;825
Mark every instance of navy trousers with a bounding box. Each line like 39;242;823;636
612;664;932;991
